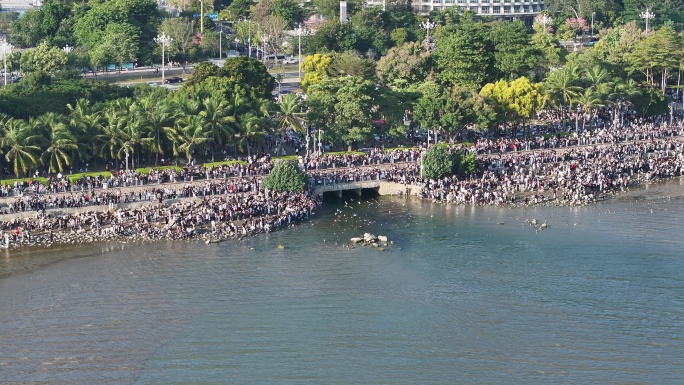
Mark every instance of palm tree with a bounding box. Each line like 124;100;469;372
237;111;269;157
0;117;42;177
610;78;639;126
544;64;582;116
572;89;604;132
200;94;235;160
274;93;303;155
99;109;129;165
39;113;79;173
68;98;103;170
169;114;211;164
138;100;175;166
174;94;201;117
584;65;613;103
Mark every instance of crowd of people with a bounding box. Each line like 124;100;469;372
4;106;684;247
0;177;321;248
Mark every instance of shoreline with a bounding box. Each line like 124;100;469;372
4;133;684;249
2;175;684;252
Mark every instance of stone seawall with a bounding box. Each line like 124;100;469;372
0;198;203;222
377;182;421;197
0;181;420;222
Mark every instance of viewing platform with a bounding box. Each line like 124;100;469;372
314;180;420;198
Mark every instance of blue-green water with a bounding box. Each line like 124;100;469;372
1;181;684;384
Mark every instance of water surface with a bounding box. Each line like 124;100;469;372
1;181;684;384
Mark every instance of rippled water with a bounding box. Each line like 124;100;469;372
1;181;684;384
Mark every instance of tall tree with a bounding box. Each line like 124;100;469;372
169;114;210;164
38;112;79;173
220;56;275;98
435;19;494;89
160;17;195;72
489;21;539;80
274;93;303;154
480;77;545;128
200;94;235;160
0;117;42;177
376;42;430;88
301;53;332;91
99;109;129;164
306;76;378;146
544;63;582;111
544;0;619;20
68;99;103;169
625;26;682;94
19;42;68;74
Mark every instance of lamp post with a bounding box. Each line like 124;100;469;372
294;23;307;79
318;129;324;156
248;20;252;58
1;40;13;86
591;12;595;37
154;33;173;84
537;14;552;34
219;29;222;58
200;0;204;33
421;19;436;51
260;33;269;63
640;8;655;33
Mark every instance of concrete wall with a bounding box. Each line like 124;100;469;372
377;182;421;197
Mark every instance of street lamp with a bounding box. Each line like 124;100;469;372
1;39;13;87
537;14;552;34
318;129;324;156
421;19;436;51
246;19;252;58
591;12;595;37
294;23;309;79
154;33;173;84
640;8;655;33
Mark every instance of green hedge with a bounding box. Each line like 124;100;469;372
384;147;418;152
67;172;112;183
1;177;50;186
273;155;300;161
543;132;570;140
203;160;248;168
135;166;183;175
323;151;365;157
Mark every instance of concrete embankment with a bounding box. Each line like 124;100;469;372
377;181;421;197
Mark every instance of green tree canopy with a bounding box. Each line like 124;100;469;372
306;76;378;145
422;144;453;179
489;21;539;80
435;19;494;89
262;160;308;192
20;42;68;74
220;56;276;99
376;42;430;88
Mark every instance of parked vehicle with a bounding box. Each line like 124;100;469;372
164;77;183;84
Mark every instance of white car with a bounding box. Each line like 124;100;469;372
283;57;298;64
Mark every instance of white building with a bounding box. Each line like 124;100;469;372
366;0;545;20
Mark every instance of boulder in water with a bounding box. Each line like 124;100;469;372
377;235;388;242
363;233;377;242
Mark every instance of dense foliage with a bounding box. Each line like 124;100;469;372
422;144;453;179
262;160;308;192
4;0;684;182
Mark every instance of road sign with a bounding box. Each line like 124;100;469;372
193;13;218;20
